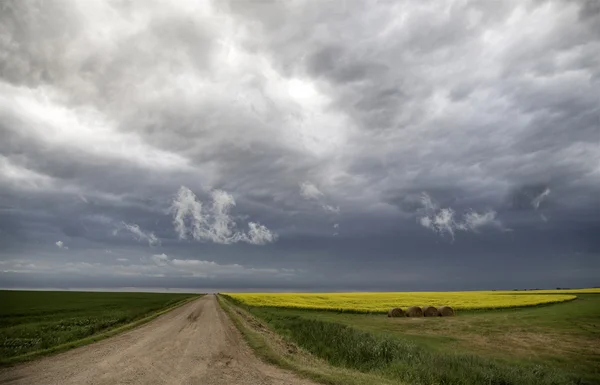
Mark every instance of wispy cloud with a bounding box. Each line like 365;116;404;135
459;210;504;233
418;193;506;240
532;188;550;210
170;186;277;245
299;181;341;215
531;188;551;221
115;222;160;246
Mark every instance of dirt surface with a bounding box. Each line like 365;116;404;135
0;295;316;385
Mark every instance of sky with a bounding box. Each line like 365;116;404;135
0;0;599;292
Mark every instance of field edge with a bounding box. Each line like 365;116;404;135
0;294;202;367
223;293;578;314
217;294;402;385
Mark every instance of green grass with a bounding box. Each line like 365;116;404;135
222;294;600;385
217;294;400;385
0;290;200;363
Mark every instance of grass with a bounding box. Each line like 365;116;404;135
221;293;600;385
217;294;400;385
0;290;200;364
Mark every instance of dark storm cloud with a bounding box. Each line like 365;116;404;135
1;0;598;290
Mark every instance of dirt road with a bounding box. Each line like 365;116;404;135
0;295;316;385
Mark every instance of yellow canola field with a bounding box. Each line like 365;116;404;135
225;291;578;313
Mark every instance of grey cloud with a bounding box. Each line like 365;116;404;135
1;0;598;291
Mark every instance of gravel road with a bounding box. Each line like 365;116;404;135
0;295;316;385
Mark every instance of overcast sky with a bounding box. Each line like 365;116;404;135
1;0;599;292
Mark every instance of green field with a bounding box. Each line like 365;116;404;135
0;290;199;363
222;293;600;385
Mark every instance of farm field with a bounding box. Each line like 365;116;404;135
221;291;600;385
225;290;586;313
0;290;200;363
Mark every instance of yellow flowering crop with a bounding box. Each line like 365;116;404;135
225;290;580;313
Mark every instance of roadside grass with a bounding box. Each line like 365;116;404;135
217;294;400;385
0;290;200;364
222;294;600;385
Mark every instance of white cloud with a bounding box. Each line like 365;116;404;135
150;253;169;266
55;240;68;249
322;204;341;214
245;222;278;245
115;222;160;246
460;210;503;232
299;182;324;200
332;223;340;236
530;188;551;221
0;155;55;191
300;181;341;215
418;192;506;240
0;84;191;173
419;215;433;230
0;254;297;279
430;207;458;240
170;186;277;245
532;188;550;210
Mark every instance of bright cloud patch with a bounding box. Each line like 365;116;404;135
55;240;68;249
170;186;277;245
299;182;324;200
418;193;505;240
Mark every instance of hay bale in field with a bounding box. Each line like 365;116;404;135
422;306;439;317
405;306;423;317
438;306;455;316
387;307;404;317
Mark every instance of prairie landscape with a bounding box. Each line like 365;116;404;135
1;289;599;385
2;0;599;384
221;290;600;385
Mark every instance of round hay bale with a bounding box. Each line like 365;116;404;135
405;306;424;317
387;307;404;318
422;306;439;317
438;306;455;317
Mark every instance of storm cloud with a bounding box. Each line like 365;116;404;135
0;0;598;291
